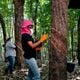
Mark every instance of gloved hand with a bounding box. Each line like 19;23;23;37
40;34;48;43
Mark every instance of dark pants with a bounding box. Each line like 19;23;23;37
5;56;15;74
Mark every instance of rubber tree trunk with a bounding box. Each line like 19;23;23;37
78;16;80;65
0;14;7;43
49;0;68;80
70;27;75;61
13;0;25;68
0;13;7;60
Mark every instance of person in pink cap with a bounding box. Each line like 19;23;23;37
21;20;48;80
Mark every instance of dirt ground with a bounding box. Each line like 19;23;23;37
0;60;80;80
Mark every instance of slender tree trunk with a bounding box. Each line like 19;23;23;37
30;0;41;60
78;16;80;65
0;13;7;61
34;0;38;37
33;0;41;60
71;28;75;61
0;14;7;43
13;0;25;68
49;0;68;80
30;0;38;37
30;0;33;19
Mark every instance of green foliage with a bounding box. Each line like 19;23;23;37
24;0;51;37
0;0;14;38
24;0;51;60
0;0;80;61
0;0;51;58
67;9;80;60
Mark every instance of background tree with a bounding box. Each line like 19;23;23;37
49;0;68;80
0;14;7;43
78;16;80;65
70;27;75;61
67;9;80;64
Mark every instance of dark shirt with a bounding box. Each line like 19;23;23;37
21;34;36;59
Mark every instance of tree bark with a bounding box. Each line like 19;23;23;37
13;0;25;68
49;0;68;80
78;16;80;65
0;14;7;43
71;27;75;61
0;13;7;60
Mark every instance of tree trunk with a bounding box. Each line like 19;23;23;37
78;16;80;65
33;0;41;60
0;13;7;61
0;14;7;43
13;0;25;68
49;0;68;80
71;27;75;61
34;0;38;37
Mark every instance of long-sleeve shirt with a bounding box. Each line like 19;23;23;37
5;40;16;57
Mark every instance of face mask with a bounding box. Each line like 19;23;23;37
30;29;34;35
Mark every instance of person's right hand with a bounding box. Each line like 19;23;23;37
40;34;48;43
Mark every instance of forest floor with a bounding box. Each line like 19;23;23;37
0;59;49;80
0;60;80;80
67;65;80;80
